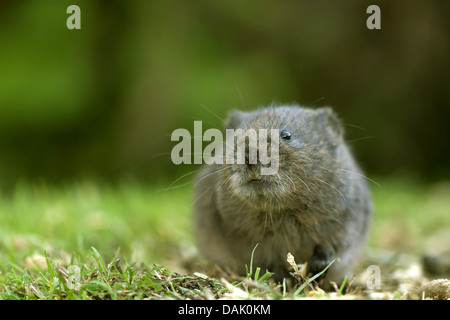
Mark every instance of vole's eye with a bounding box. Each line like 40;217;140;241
280;130;291;140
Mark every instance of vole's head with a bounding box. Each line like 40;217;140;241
220;105;344;209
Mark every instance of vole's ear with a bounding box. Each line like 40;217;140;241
315;107;343;146
225;110;248;129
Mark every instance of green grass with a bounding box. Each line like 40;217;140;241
1;246;229;300
0;175;449;299
0;180;193;267
369;176;450;253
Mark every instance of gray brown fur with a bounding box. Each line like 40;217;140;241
193;105;372;284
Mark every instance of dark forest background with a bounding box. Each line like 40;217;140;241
0;0;449;187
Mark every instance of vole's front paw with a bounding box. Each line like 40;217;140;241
306;245;335;279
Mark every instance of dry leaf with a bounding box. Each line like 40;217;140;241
287;252;299;273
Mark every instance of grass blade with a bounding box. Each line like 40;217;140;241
91;247;108;275
294;258;336;296
338;276;348;296
245;243;259;279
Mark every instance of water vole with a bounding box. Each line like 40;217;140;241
193;105;372;284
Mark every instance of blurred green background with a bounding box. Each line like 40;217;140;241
0;0;449;186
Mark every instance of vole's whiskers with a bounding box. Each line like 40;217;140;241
288;167;311;193
193;170;234;209
194;165;233;187
199;103;226;123
163;168;203;191
340;123;366;131
190;185;212;209
345;136;374;143
336;168;380;187
319;165;345;184
282;172;296;190
234;81;248;111
298;177;311;193
314;178;346;201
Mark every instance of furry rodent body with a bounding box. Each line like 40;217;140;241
193;105;372;284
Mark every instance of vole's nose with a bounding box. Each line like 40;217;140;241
245;152;260;181
247;164;259;181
